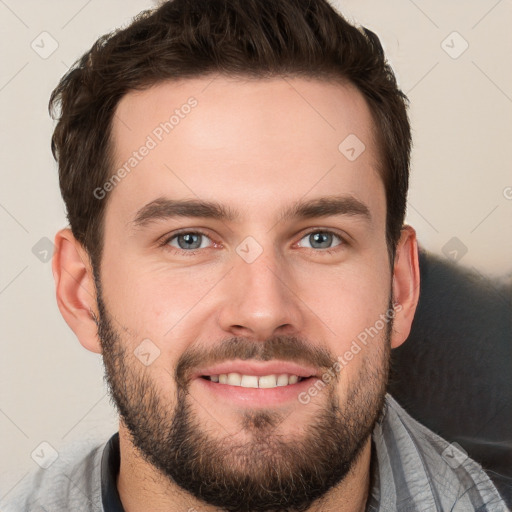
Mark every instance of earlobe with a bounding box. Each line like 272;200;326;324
390;225;420;349
52;228;102;354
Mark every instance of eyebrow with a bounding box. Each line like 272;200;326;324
131;195;371;228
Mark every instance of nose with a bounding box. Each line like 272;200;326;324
217;247;305;340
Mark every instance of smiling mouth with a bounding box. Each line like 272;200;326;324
200;373;312;389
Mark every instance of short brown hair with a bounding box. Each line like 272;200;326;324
49;0;411;270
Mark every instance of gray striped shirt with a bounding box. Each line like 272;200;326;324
2;393;509;511
366;395;509;511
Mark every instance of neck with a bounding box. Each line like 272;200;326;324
116;422;372;512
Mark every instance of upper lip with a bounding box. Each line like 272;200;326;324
192;360;319;379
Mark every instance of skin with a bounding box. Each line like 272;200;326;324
52;76;420;512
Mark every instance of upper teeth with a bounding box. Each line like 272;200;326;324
209;373;302;388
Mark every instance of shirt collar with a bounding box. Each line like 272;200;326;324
101;432;125;512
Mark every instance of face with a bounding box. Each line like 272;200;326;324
95;76;396;511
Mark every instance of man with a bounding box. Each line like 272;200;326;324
4;0;509;511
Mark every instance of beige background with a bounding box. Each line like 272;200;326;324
1;0;511;502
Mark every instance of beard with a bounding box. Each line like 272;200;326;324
94;275;392;512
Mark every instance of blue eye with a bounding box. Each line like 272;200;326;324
298;231;343;250
167;232;213;251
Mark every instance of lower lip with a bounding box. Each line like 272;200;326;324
194;376;319;407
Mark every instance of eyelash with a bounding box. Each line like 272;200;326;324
159;228;348;257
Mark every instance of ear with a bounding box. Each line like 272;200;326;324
52;228;102;354
390;225;420;349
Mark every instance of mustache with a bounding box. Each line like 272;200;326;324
175;335;337;388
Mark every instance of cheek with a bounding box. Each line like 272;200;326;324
101;250;168;317
101;255;216;354
296;259;391;340
293;256;392;388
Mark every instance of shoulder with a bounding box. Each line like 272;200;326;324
371;394;510;512
1;437;108;512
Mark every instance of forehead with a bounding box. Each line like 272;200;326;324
108;76;384;225
113;75;377;155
